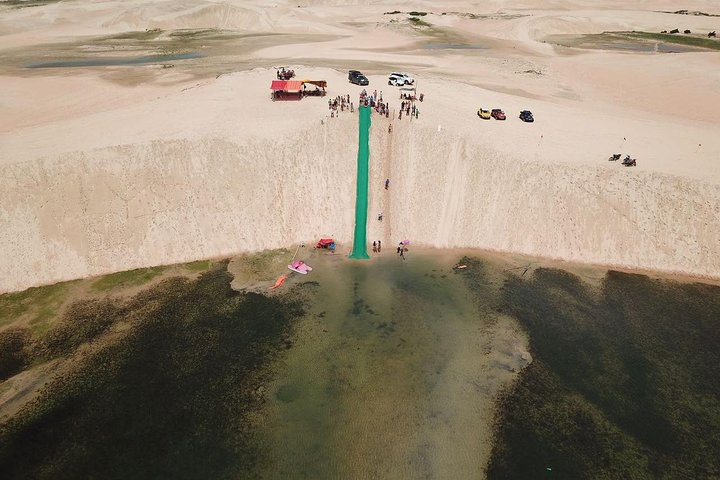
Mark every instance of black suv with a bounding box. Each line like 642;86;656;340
519;110;534;122
348;70;369;86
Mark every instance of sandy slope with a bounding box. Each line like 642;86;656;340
1;0;720;293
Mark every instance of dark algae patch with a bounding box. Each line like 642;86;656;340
0;329;31;381
4;253;719;477
0;263;304;479
480;267;720;479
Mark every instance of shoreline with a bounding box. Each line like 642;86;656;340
3;241;720;297
3;237;719;478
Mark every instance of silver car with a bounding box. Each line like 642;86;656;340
388;72;414;86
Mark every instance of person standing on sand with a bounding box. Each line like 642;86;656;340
378;240;382;252
385;179;390;190
400;248;405;260
373;241;377;253
397;245;401;255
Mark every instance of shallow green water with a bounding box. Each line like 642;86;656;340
546;33;716;52
27;52;202;69
1;253;719;479
257;253;523;478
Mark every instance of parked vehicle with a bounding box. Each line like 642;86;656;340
388;72;415;86
622;155;637;167
491;108;506;120
349;70;369;86
478;108;491;119
608;153;621;161
519;110;534;122
276;66;295;80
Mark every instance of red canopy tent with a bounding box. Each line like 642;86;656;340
271;80;287;91
271;80;303;101
316;238;336;250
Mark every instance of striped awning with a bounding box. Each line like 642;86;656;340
271;80;287;91
271;80;303;92
284;80;303;92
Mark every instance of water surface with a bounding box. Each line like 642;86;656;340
1;251;719;479
258;253;526;478
27;52;203;69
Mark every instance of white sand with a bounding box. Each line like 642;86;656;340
1;0;720;293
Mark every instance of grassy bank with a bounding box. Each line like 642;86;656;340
0;263;305;479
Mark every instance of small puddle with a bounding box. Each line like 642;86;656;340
547;34;712;53
26;52;203;69
423;43;485;50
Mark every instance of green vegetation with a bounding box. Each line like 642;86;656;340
0;0;61;8
103;29;164;41
181;260;212;272
466;266;720;479
663;9;720;17
91;266;167;292
0;283;70;333
168;29;220;38
0;265;304;479
0;297;126;381
0;328;31;381
41;299;125;358
383;10;427;16
621;31;720;50
231;249;292;283
408;16;432;28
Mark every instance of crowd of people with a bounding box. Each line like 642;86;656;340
325;88;424;123
399;100;420;120
328;94;353;117
358;89;391;118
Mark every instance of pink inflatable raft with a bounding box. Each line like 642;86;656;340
288;260;313;275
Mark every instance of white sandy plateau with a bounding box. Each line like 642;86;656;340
1;0;720;293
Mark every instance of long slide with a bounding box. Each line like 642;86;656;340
349;106;371;259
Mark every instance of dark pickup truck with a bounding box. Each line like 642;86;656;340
348;70;369;86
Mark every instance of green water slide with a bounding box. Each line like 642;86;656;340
349;106;371;259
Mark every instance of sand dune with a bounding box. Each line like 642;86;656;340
1;1;720;292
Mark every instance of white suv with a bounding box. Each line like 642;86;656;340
388;72;415;86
